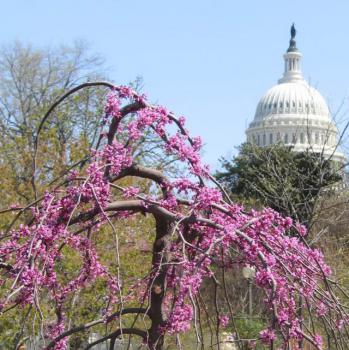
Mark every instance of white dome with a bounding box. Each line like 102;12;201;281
254;81;330;121
246;28;345;163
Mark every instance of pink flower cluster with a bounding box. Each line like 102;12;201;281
122;186;140;198
260;328;276;344
166;304;193;334
219;315;230;328
100;140;133;176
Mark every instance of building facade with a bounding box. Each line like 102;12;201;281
246;24;345;163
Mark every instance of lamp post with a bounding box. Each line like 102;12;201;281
242;265;256;317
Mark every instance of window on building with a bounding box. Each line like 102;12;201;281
257;134;260;146
263;134;266;146
300;133;304;143
315;133;319;144
307;132;311;143
292;133;297;143
284;133;288;144
269;133;273;144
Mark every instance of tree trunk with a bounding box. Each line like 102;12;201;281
147;213;173;350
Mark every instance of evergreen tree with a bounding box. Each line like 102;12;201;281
216;143;342;228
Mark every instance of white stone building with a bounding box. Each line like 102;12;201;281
246;24;345;163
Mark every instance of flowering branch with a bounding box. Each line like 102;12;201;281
0;82;348;350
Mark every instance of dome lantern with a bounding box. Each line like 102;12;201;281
279;24;303;84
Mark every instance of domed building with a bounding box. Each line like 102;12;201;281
246;24;345;163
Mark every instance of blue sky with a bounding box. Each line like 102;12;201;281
1;0;349;170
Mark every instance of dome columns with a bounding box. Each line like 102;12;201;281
247;125;338;150
278;51;303;83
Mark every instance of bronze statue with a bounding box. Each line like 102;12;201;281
291;23;296;39
287;23;298;52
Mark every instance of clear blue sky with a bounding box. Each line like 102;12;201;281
1;0;349;170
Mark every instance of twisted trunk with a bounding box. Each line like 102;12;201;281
147;213;173;350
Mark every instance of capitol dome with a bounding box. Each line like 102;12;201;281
246;25;345;163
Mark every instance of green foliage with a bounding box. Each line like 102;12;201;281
0;41;108;215
234;318;266;349
216;142;342;227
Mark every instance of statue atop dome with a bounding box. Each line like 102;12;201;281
287;23;298;52
291;23;296;39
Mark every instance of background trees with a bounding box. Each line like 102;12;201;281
216;142;343;229
0;40;109;206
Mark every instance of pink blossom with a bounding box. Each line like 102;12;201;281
314;334;323;349
123;186;140;198
219;315;230;327
295;222;307;237
166;304;193;334
260;328;276;344
105;92;121;119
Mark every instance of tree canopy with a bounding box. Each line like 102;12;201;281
0;41;109;205
216;142;343;228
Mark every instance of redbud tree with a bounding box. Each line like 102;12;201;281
0;82;349;350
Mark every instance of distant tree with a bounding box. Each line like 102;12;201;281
0;40;109;205
1;83;349;350
216;142;342;229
